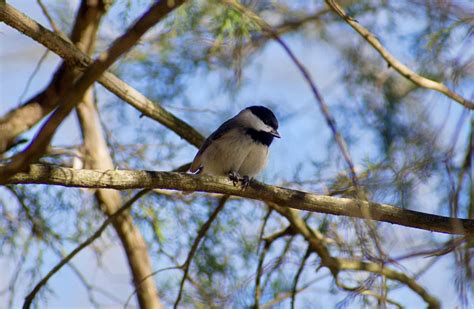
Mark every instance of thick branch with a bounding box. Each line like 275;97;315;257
0;2;204;150
0;0;186;180
7;164;474;236
324;0;474;110
72;1;162;307
0;0;108;153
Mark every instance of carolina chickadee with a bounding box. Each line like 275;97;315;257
190;106;280;187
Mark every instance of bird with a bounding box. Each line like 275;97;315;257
190;106;280;188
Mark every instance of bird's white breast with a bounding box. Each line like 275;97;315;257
199;129;269;177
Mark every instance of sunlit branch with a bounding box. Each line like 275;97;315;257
7;164;474;236
338;259;440;308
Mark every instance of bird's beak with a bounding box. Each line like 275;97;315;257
271;129;281;138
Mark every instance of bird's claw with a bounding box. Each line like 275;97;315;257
241;175;250;190
228;172;251;189
228;171;240;186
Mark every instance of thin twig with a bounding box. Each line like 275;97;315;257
256;209;272;254
36;0;61;34
394;237;468;260
124;266;180;308
22;189;149;309
50;245;124;308
261;235;295;293
452;128;472;216
291;246;311;309
253;239;272;308
260;276;328;309
173;195;229;308
17;50;49;105
325;0;474;109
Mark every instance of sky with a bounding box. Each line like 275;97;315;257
1;0;472;308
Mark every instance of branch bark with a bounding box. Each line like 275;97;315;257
324;0;474;110
7;164;474;236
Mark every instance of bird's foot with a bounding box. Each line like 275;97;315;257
240;175;251;190
228;171;241;186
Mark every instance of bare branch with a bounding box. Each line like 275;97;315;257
49;244;125;307
71;1;162;306
17;50;50;105
260;277;328;309
6;164;474;236
338;258;440;308
324;0;474;110
253;234;272;308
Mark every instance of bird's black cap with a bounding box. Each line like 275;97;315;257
247;106;278;130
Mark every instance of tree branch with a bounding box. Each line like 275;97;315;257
6;164;474;236
36;0;61;34
0;2;204;151
324;0;474;110
338;258;440;308
268;204;440;308
70;1;162;307
0;0;187;180
291;246;311;309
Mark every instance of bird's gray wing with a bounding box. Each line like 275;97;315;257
190;117;237;173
